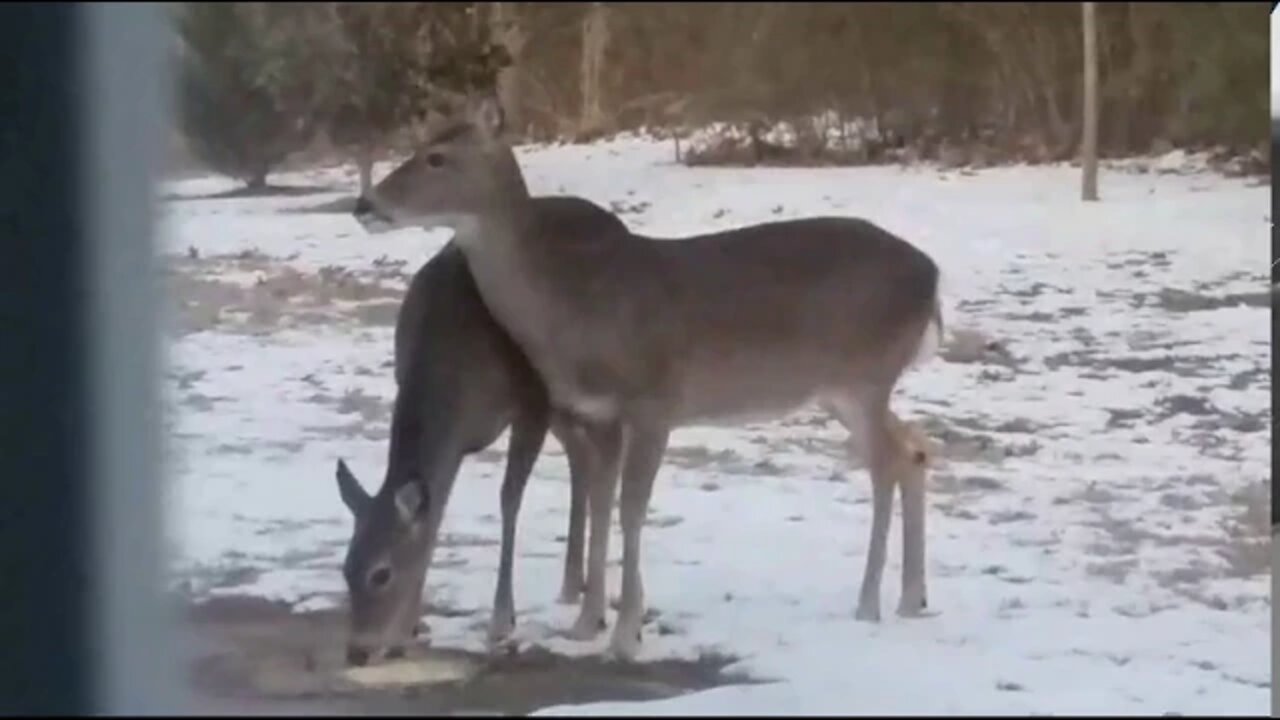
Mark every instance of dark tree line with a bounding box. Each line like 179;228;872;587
171;2;1270;187
173;2;506;190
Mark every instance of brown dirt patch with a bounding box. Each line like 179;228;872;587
184;594;755;715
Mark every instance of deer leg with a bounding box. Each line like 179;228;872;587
567;421;623;641
488;410;548;649
896;428;930;617
608;422;669;662
881;410;932;616
857;461;896;622
556;417;590;605
831;394;898;622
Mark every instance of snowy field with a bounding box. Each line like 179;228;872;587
161;137;1270;715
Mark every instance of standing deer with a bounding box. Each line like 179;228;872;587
353;94;944;662
332;230;624;667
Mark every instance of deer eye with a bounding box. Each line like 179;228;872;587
424;152;445;168
368;565;393;590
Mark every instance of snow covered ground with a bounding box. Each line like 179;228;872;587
160;138;1270;715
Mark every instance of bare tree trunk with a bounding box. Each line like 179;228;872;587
1081;1;1100;201
489;2;526;135
356;144;374;195
469;1;485;41
1124;1;1152;152
578;2;611;138
245;158;269;191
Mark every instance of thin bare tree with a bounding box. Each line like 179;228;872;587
489;2;526;133
578;2;611;138
1081;1;1100;201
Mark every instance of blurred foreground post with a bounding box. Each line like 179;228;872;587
82;3;184;713
0;3;182;713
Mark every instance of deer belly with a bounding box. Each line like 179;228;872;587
542;366;620;422
676;364;819;427
560;392;619;422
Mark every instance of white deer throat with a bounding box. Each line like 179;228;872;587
452;226;544;321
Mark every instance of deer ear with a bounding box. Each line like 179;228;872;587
394;482;426;524
468;94;506;140
335;459;371;517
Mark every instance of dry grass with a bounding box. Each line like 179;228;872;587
1217;480;1271;578
166;255;407;337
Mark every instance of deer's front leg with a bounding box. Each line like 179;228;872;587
488;411;547;649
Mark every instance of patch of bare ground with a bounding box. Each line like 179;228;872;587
183;594;757;715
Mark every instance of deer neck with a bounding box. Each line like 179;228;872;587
447;152;536;263
450;196;583;404
451;201;544;324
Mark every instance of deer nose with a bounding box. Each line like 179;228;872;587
346;645;371;667
352;195;374;218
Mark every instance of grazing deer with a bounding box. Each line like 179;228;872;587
353;95;945;662
332;234;624;667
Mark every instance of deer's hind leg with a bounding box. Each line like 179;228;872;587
609;420;670;662
828;390;930;622
889;411;931;617
566;420;624;641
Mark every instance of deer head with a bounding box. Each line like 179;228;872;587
333;458;433;666
352;93;529;241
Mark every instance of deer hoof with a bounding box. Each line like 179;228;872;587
565;614;606;641
485;632;519;656
895;584;931;618
606;631;642;663
557;584;584;606
854;603;881;623
896;597;937;619
487;614;515;647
